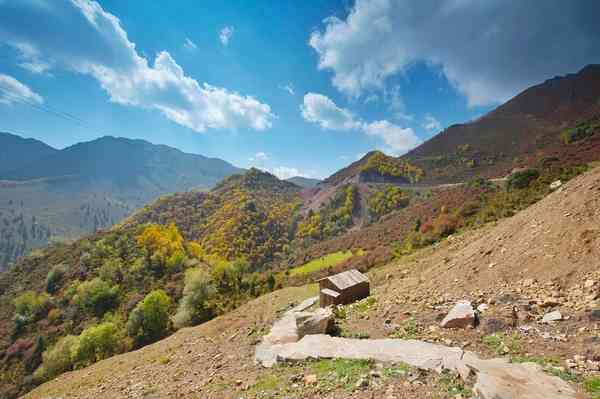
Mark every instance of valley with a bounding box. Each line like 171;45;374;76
0;43;599;399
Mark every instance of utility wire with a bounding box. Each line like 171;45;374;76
0;86;115;137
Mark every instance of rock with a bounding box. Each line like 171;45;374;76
470;358;576;399
303;374;317;385
589;309;600;321
542;310;562;323
440;301;476;328
295;307;334;338
549;180;563;191
477;303;489;313
584;279;595;289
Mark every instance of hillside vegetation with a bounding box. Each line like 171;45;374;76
0;135;242;270
21;165;600;399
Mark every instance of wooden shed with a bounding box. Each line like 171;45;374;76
318;269;370;307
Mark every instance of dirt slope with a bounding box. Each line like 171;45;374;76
24;167;600;399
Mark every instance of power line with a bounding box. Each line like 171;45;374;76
0;86;115;137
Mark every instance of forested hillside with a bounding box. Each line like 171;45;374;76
0;135;242;270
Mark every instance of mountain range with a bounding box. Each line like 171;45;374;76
0;65;600;398
0;135;242;269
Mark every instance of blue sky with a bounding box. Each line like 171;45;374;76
1;1;599;179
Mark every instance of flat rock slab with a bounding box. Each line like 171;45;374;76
466;357;576;399
273;335;464;372
256;335;577;399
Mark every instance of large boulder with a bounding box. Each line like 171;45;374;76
295;307;334;338
440;300;476;328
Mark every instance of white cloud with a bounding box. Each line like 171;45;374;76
309;0;600;106
280;83;295;96
0;1;273;132
301;92;420;155
422;114;441;132
362;120;420;155
183;37;197;51
271;166;309;180
300;92;361;131
0;73;43;105
219;26;234;46
249;151;268;162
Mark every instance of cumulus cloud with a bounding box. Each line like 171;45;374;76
0;73;43;105
310;0;600;106
422;114;441;132
301;92;420;155
271;166;309;180
219;26;234;46
183;37;197;51
301;92;361;131
362;120;420;154
0;1;273;132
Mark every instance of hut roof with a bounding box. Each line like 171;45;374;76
319;269;369;291
320;288;340;297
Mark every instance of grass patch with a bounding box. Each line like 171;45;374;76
352;296;377;313
289;250;364;277
383;363;412;378
310;358;372;391
251;373;282;392
438;370;473;397
585;377;600;398
389;317;418;340
482;333;522;355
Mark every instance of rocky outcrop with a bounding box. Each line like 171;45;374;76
257;334;576;399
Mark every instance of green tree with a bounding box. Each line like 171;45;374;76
127;290;172;346
34;335;78;382
73;321;126;367
74;278;119;317
173;268;215;328
46;264;67;294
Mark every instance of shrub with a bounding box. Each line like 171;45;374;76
46;264;67;294
507;169;539;190
34;335;79;381
14;291;50;321
173;268;215;329
127;290;172;346
74;278;119;317
73;321;126;367
98;258;123;283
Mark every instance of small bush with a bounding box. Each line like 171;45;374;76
173;268;215;329
74;278;119;317
73;321;126;367
34;335;79;381
46;264;67;294
13;291;51;323
127;290;172;346
507;169;539;190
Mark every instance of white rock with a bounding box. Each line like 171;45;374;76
477;303;490;313
549;180;563;190
441;301;476;328
542;310;562;323
295;307;334;338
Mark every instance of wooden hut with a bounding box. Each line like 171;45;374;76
318;269;370;307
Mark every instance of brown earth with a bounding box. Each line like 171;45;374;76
24;167;600;398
